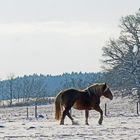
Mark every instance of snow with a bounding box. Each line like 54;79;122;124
0;96;140;140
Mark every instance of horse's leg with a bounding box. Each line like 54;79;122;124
60;97;76;125
94;106;103;125
85;110;89;125
67;111;76;124
65;103;77;125
60;106;74;125
60;107;68;125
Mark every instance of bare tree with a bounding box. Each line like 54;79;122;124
102;9;140;98
22;75;47;105
32;77;47;105
22;76;34;104
14;79;23;103
7;74;15;106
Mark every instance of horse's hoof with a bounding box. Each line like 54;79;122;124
98;121;102;125
85;123;89;125
60;122;64;125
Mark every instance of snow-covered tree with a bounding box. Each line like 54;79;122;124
102;9;140;98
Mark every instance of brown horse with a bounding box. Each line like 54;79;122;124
55;83;113;125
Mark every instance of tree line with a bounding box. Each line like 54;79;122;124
0;72;104;106
0;71;138;107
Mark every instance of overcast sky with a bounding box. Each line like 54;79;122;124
0;0;140;79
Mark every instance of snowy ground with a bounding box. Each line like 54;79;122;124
0;96;140;140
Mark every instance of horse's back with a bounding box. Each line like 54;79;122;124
61;88;80;99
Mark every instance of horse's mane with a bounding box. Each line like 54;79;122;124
85;83;106;95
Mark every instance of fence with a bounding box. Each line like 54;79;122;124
103;101;140;117
0;100;139;121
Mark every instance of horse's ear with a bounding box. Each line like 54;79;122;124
103;83;107;91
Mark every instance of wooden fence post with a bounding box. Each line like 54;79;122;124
27;107;29;119
137;101;139;115
105;103;107;116
35;105;38;118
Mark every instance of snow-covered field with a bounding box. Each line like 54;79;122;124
0;96;140;140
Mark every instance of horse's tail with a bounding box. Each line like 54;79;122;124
55;91;63;121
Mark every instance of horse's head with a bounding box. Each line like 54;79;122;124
101;83;113;100
87;83;113;100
